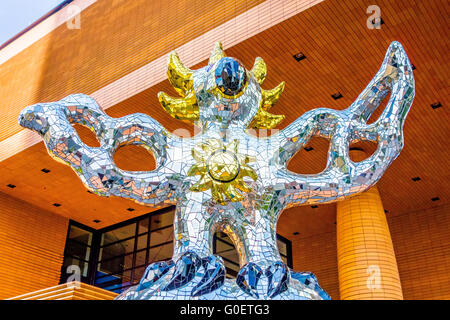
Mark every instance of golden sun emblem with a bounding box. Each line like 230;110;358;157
187;139;258;204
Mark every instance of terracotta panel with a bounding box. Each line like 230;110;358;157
0;191;68;299
0;0;265;141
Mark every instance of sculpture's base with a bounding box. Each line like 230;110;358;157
116;270;331;300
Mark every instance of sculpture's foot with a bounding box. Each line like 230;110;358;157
236;261;289;299
116;259;331;300
236;262;263;298
290;271;331;300
119;252;226;300
266;261;290;298
191;255;226;297
136;259;175;292
162;251;202;291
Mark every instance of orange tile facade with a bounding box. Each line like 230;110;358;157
389;204;450;300
0;0;265;142
0;191;68;299
290;201;450;300
291;230;340;300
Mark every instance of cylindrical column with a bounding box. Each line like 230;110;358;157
336;150;403;300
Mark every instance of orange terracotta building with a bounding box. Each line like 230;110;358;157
0;0;448;300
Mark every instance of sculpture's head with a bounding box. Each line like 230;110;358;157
158;42;285;129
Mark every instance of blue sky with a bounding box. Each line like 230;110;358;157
0;0;64;45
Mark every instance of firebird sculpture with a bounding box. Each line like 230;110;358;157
18;41;414;299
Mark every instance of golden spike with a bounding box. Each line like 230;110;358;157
250;57;267;84
209;41;226;65
249;109;285;129
238;167;258;183
211;183;226;205
249;81;286;129
167;51;193;97
190;177;213;192
187;163;206;176
224;184;244;202
158;91;199;122
261;81;285;110
233;178;252;193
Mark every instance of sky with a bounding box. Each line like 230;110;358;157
0;0;64;46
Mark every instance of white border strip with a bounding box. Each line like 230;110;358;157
0;0;97;66
0;0;323;162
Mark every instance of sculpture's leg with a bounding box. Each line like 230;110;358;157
236;210;289;298
236;217;328;299
129;194;227;298
173;194;214;259
243;214;280;265
146;193;226;295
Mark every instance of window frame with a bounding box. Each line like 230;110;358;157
60;220;98;284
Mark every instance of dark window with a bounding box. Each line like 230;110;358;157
94;208;175;293
60;222;95;283
212;232;292;278
60;206;292;293
214;232;240;278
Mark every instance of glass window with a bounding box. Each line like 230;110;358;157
95;269;132;293
68;225;92;246
150;210;174;231
65;239;91;261
91;208;175;293
134;249;147;267
148;243;173;263
212;232;293;278
215;233;234;252
99;237;135;261
138;217;149;234
101;223;136;245
61;223;94;284
214;232;240;278
136;234;148;251
98;253;134;275
150;226;173;247
277;239;287;256
276;235;292;267
62;256;89;278
133;266;147;284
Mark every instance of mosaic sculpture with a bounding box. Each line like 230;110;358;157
18;41;414;300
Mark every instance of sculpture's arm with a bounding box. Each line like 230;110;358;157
19;93;179;206
270;41;414;207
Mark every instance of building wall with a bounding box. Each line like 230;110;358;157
388;204;450;300
291;203;450;300
291;230;340;300
0;0;264;142
0;191;68;299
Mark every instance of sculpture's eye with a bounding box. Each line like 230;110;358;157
214;57;247;98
